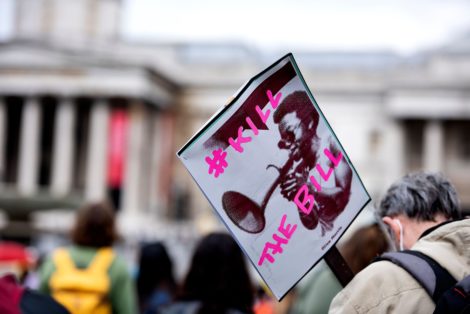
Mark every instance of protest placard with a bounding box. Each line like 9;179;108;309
177;53;370;300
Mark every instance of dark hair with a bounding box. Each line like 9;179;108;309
340;224;389;274
71;201;117;247
378;171;461;221
181;233;254;314
137;242;176;311
273;90;319;131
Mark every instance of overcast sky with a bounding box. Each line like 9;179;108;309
1;0;470;54
121;0;470;54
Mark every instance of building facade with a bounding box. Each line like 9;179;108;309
0;0;179;240
0;0;469;243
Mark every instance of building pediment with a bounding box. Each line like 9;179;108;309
0;41;177;107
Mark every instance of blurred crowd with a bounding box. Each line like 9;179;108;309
1;171;468;314
0;200;388;314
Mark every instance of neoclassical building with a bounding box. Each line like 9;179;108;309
0;0;179;241
0;0;469;243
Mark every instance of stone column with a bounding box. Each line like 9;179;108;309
139;109;151;213
121;101;146;216
18;97;41;195
0;98;6;184
148;114;163;217
423;120;444;172
85;99;109;202
160;114;175;218
383;119;405;187
51;98;76;196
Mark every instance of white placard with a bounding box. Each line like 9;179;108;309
177;54;370;300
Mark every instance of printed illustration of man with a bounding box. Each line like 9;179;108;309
273;91;352;235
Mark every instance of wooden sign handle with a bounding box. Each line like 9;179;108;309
324;246;354;287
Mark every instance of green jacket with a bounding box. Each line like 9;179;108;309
39;246;138;314
292;261;342;314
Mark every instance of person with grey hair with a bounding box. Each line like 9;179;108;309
329;171;470;314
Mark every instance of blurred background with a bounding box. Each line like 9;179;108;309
0;0;470;285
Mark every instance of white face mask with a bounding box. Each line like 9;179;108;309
394;219;404;251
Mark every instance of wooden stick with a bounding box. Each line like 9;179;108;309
324;245;354;287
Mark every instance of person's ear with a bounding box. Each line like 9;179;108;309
382;216;400;243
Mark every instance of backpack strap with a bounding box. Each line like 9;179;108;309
376;250;457;303
458;275;470;295
53;248;77;272
87;248;115;274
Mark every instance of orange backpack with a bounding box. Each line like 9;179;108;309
50;248;114;314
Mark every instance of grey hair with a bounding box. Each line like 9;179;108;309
378;172;461;221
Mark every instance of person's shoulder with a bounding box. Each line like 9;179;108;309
413;218;470;280
329;260;424;313
108;253;129;273
428;218;470;237
349;260;422;291
39;248;63;275
415;218;470;254
50;246;73;258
